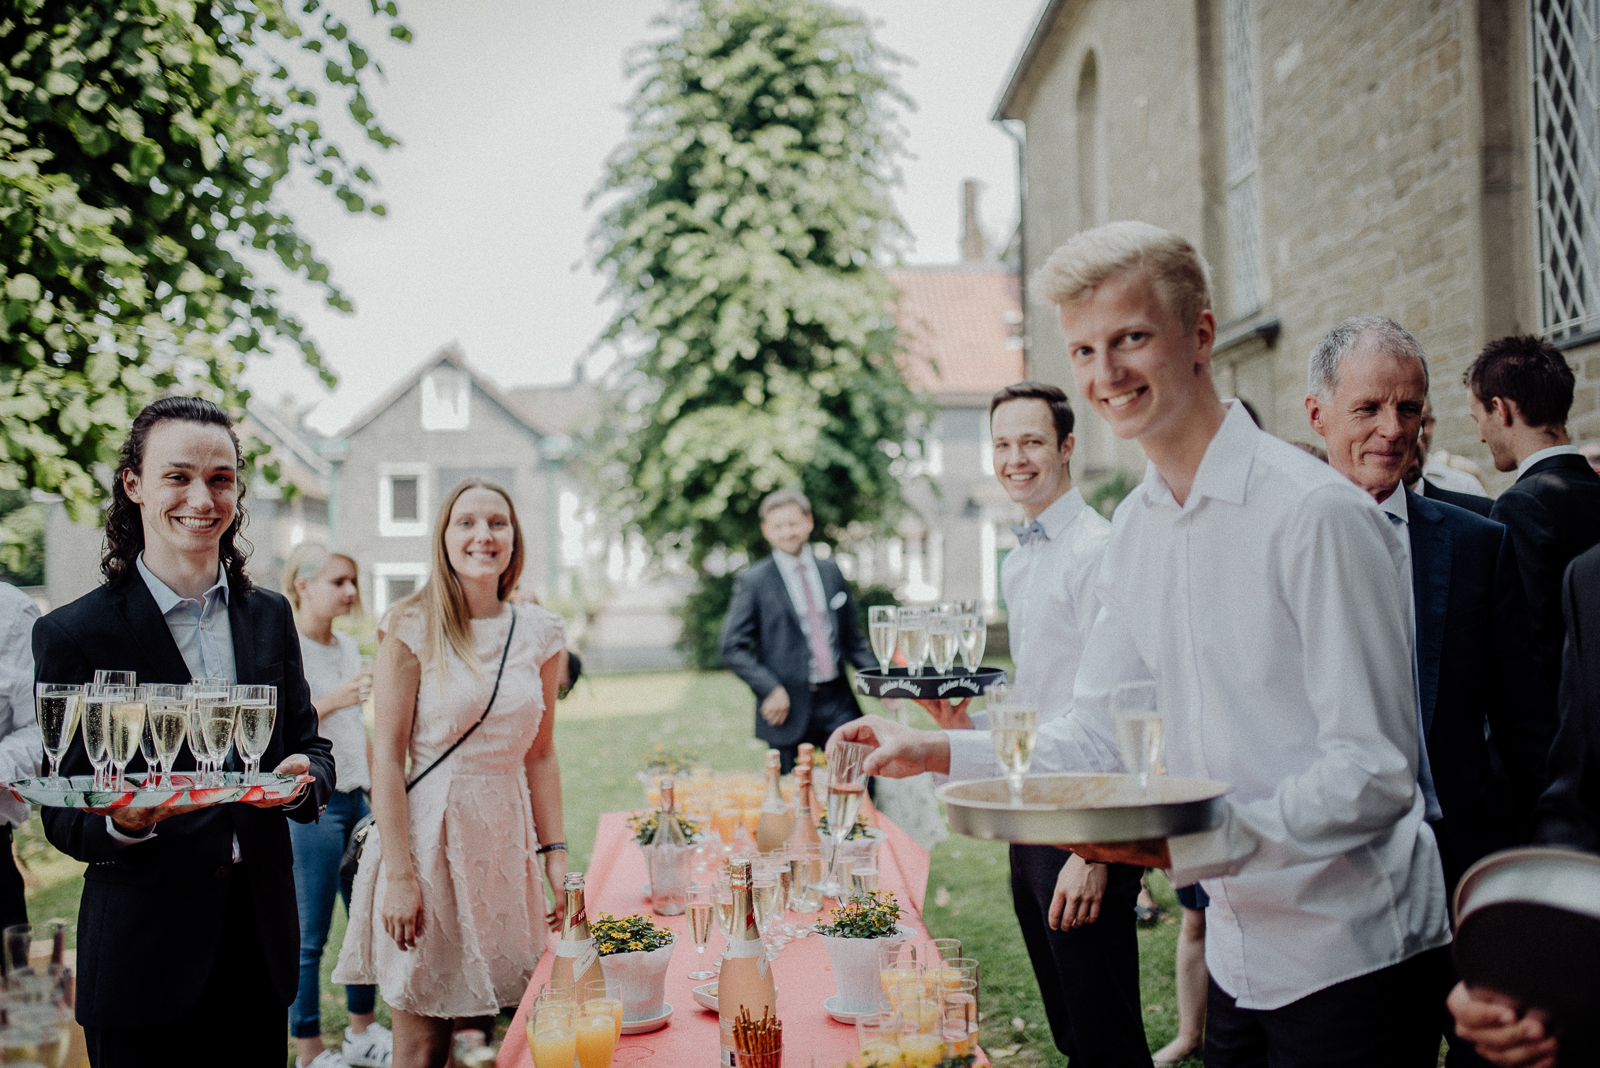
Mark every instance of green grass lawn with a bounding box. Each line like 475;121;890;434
21;667;1192;1066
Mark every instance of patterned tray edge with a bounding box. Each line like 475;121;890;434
2;773;313;810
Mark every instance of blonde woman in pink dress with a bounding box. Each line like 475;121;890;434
334;478;568;1068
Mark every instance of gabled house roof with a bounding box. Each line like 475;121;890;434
891;266;1026;401
993;0;1071;121
336;344;563;441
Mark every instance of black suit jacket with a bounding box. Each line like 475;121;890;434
33;578;335;1029
1533;543;1600;852
718;553;876;747
1491;454;1600;698
1406;489;1556;888
1418;477;1493;517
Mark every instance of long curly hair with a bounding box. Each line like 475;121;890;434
102;397;253;596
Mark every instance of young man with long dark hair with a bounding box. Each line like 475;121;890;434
33;396;334;1066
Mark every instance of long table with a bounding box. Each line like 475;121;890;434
496;811;986;1066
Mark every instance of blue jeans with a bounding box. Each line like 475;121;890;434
289;788;376;1038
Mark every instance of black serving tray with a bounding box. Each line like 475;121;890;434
853;666;1007;700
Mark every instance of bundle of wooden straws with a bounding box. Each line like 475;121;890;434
732;1006;783;1066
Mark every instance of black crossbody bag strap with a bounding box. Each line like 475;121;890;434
405;606;517;794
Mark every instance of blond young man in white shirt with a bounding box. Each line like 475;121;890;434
832;222;1450;1067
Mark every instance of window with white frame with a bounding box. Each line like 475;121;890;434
378;464;429;538
1223;0;1265;319
1531;0;1600;340
372;562;429;617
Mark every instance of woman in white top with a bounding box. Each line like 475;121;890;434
283;544;391;1068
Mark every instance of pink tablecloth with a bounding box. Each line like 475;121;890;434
496;811;982;1067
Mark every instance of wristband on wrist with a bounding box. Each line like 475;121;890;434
536;842;566;855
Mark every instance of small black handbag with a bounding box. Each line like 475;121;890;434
339;608;517;883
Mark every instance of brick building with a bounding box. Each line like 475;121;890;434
995;0;1600;490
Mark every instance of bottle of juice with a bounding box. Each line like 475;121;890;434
717;860;777;1066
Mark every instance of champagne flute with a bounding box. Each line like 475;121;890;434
137;710;160;788
80;684;116;789
896;608;929;674
189;679;230;785
926;614;958;675
92;670;136;689
818;741;870;897
686;884;716;981
957;613;987;672
105;685;147;791
233;685;277;785
1111;681;1164;792
200;688;240;783
991;701;1040;805
143;683;190;789
34;684;84;786
868;605;898;674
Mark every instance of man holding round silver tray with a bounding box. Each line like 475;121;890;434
832;222;1450;1067
30;397;334;1067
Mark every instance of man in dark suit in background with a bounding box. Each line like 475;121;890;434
719;488;876;772
1467;335;1600;699
34;397;334;1067
1307;318;1556;1066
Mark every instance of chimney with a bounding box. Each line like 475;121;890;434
960;179;987;262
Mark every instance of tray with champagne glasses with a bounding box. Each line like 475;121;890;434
937;773;1229;844
851;665;1008;701
3;771;313;811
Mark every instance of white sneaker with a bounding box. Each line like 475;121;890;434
297;1052;350;1068
343;1022;393;1068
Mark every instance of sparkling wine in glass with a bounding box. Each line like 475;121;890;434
957;613;987;671
35;684;84;786
233;685;277;785
143;684;190;789
818;741;869;897
686;885;716;981
896;608;929;674
1111;681;1164;792
190;679;231;785
991;703;1040;804
868;605;898;673
106;686;147;791
927;615;959;675
200;691;240;782
136;710;160;788
92;670;136;689
83;684;123;790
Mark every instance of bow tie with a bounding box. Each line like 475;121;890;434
1012;519;1048;546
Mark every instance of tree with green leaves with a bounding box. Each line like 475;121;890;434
0;0;408;524
590;0;924;660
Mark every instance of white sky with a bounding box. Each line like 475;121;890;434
242;0;1044;435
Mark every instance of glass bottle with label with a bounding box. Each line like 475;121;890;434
754;749;794;852
718;859;777;1066
551;872;604;992
648;778;689;915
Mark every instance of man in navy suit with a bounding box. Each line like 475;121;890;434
1307;319;1556;1067
719;489;876;772
1466;335;1600;701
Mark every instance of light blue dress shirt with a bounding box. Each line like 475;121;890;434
135;555;236;683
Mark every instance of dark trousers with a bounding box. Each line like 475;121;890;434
85;867;286;1067
1205;946;1451;1068
774;678;860;773
1010;844;1151;1066
0;828;28;934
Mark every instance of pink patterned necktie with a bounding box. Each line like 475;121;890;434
797;563;834;677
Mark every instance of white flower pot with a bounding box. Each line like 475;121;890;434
818;930;904;1014
599;937;676;1022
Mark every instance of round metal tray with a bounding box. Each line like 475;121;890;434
854;666;1006;700
937;774;1229;844
1452;846;1600;1048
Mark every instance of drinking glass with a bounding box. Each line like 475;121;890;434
856;1013;901;1068
926;614;958;675
686;885;716;980
198;685;239;784
867;605;898;674
812;1048;863;1068
787;845;824;936
956;613;987;671
850;866;879;893
991;701;1040;804
751;870;782;951
189;679;230;785
817;741;870;897
1111;681;1164;792
34;684;84;786
136;708;160;787
878;940;917;1011
895;608;929;674
233;684;277;785
527;999;577;1068
143;683;190;789
92;670;135;689
105;686;146;791
928;938;963;965
583;978;623;1046
80;686;118;790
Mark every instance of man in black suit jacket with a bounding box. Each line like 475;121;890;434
34;398;334;1067
1466;335;1600;699
719;489;876;772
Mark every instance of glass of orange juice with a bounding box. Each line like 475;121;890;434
584;979;624;1044
527;1000;576;1068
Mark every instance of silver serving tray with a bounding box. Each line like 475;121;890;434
937;774;1229;844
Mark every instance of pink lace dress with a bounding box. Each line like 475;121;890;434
333;603;565;1017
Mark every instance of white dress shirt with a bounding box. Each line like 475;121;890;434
0;584;41;828
1000;488;1110;722
772;546;838;683
948;402;1449;1009
1514;443;1582;480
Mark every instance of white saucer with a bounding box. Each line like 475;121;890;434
691;982;718;1012
620;1002;673;1034
822;994;878;1025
